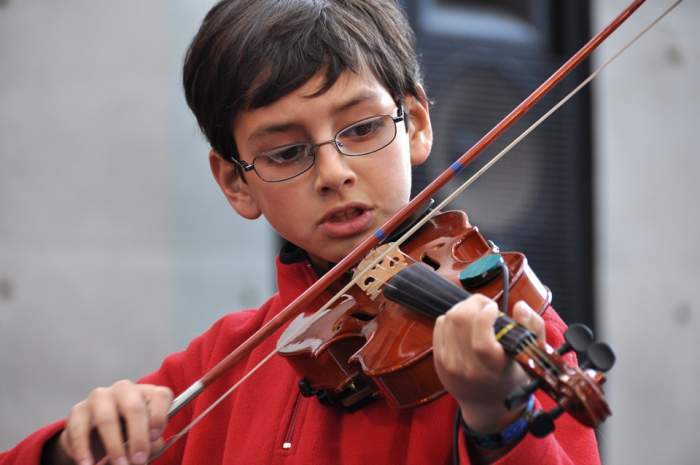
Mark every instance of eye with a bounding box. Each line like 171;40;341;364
341;116;386;139
263;144;309;165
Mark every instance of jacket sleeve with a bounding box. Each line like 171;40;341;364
0;306;267;465
458;306;603;465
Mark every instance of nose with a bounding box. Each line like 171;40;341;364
313;141;357;194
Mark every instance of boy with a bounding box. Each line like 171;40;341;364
1;1;600;464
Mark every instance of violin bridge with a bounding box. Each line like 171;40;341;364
354;243;409;300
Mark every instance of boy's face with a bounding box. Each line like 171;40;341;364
211;71;432;270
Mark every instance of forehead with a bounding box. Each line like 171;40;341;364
233;70;396;142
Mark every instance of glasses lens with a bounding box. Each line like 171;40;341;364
253;144;314;182
336;115;396;156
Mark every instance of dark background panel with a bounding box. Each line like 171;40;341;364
402;0;594;329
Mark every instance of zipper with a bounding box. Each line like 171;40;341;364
279;261;313;451
282;391;304;450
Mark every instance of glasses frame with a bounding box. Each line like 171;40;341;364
232;106;405;183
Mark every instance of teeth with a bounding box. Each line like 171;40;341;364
330;208;361;222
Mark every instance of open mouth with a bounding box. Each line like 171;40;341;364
319;205;373;238
328;207;365;223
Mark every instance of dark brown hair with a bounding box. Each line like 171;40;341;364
183;0;422;162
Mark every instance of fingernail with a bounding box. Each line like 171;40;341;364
131;451;148;465
79;459;93;465
149;427;162;441
113;457;129;465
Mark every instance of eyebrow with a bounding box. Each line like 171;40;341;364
247;90;384;143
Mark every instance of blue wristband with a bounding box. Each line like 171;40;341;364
461;395;535;450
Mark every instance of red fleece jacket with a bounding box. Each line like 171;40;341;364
0;257;601;465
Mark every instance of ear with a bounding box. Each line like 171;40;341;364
209;150;262;220
404;85;433;167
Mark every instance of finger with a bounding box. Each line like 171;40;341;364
141;385;173;441
470;299;504;367
113;381;151;465
432;315;446;364
513;301;545;341
88;387;128;465
63;401;94;465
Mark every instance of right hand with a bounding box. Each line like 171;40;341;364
54;380;173;465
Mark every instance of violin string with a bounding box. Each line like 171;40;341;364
498;319;561;377
146;349;279;462
372;265;557;377
519;336;561;377
376;258;560;370
148;3;681;457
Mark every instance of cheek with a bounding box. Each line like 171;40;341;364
379;147;413;203
255;185;312;236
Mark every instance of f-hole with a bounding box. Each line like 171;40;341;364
351;302;383;322
351;311;375;322
421;254;441;271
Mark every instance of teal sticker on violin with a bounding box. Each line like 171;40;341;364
459;254;505;290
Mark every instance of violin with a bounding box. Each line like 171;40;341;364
277;210;614;437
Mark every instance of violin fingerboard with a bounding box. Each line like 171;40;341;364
384;263;537;356
383;263;470;319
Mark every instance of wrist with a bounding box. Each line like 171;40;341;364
461;395;535;450
458;399;524;434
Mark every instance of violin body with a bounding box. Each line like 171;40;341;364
278;210;552;409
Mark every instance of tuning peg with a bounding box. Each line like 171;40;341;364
529;405;565;438
558;323;594;355
505;379;541;410
582;342;616;372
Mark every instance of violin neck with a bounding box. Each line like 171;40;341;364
492;315;537;356
383;263;535;356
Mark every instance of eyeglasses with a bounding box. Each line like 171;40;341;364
233;107;405;182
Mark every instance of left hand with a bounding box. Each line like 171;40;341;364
433;295;545;434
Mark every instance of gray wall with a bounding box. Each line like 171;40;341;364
594;1;699;464
0;0;274;448
1;1;698;464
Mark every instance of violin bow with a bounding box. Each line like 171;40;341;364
119;1;684;462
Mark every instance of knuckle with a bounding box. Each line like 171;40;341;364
122;398;147;416
88;386;111;403
471;338;497;361
68;401;86;420
446;357;465;375
113;379;134;390
471;293;493;308
475;307;496;326
435;352;454;373
443;308;459;323
155;385;174;402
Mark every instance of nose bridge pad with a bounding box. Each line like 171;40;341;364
315;139;340;154
314;139;355;189
315;139;344;163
